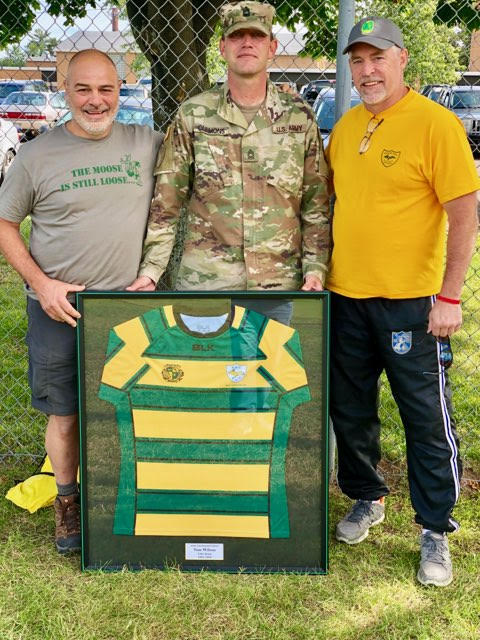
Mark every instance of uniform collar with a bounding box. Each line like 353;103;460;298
217;80;286;130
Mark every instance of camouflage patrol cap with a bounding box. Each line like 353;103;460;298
220;2;275;37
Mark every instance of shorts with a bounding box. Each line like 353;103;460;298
26;297;78;416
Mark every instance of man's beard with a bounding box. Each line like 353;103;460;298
71;105;118;136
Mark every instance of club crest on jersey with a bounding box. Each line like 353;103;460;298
226;364;247;383
392;331;412;355
162;364;184;382
381;149;400;167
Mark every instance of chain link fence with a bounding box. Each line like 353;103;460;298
0;0;479;478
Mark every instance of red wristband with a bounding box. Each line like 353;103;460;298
437;295;461;305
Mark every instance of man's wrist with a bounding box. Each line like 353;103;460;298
437;295;461;305
138;268;159;286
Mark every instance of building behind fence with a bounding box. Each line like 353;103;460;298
0;0;479;476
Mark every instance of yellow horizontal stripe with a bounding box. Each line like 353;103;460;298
133;410;275;440
137;462;270;492
139;358;270;388
135;513;269;538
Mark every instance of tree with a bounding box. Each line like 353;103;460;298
0;0;477;127
273;0;464;85
0;44;27;67
434;0;480;30
26;28;58;57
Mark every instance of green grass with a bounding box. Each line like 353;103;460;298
1;225;480;638
0;471;479;640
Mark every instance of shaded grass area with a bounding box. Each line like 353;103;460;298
1;471;479;640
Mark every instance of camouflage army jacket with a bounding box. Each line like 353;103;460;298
139;81;330;290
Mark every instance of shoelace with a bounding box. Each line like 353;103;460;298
422;535;449;563
346;500;374;523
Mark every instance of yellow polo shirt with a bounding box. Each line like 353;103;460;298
326;89;480;299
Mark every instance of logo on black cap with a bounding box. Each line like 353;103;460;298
361;20;374;34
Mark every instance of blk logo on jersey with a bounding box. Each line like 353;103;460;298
226;364;247;383
392;331;412;355
192;343;215;352
381;149;401;167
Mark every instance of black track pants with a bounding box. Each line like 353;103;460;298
330;293;461;534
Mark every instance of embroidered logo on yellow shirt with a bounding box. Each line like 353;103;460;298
381;149;401;167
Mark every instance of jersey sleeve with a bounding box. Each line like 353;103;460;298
99;317;151;393
258;321;310;393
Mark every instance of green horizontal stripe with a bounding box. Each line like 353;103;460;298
130;387;279;411
136;492;269;514
135;440;272;462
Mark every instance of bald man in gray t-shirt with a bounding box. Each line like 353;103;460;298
0;49;162;554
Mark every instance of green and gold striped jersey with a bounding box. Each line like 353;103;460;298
99;304;311;539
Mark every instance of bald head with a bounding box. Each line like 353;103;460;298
66;49;117;83
64;49;121;140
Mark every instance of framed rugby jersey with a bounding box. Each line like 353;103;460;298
77;292;329;573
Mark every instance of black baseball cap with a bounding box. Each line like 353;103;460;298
343;16;404;54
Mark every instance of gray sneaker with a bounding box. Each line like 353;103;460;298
417;531;452;587
336;499;385;544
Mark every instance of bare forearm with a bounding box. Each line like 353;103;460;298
428;192;478;336
0;219;49;291
0;218;84;326
441;193;478;298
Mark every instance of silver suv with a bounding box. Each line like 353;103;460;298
437;85;480;155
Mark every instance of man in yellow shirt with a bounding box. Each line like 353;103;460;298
327;16;479;586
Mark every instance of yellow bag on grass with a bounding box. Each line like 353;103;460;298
6;455;57;513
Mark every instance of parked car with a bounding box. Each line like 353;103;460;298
300;79;334;106
311;86;340;116
420;84;449;103
0;117;21;184
56;98;154;129
0;80;50;104
120;83;150;102
315;90;361;147
436;85;480;155
0;91;68;139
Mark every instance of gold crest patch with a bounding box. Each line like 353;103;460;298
161;364;184;383
381;149;401;167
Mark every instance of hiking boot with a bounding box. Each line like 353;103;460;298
54;493;81;554
417;531;452;587
336;499;385;544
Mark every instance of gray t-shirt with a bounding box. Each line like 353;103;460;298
0;122;163;298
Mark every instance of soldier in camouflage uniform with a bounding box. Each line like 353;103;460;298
129;1;330;316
